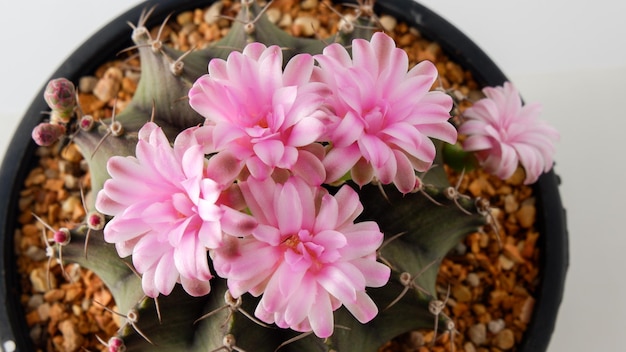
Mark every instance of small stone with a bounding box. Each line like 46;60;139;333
37;303;51;321
454;242;467;255
93;288;113;306
30;267;55;292
44;289;65;302
121;77;137;95
64;284;84;302
452;284;472;302
519;296;535;323
463;342;477;352
407;331;425;348
60;144;83;163
78;76;98;93
503;243;525;263
503;193;518;213
466;272;480;287
26;309;41;326
516;201;536;228
265;8;282;24
29;323;43;345
468;323;487;346
472;304;487;316
63;174;80;190
279;13;293;28
488;318;506;334
300;0;319;10
204;2;224;25
293;16;320;37
24;245;47;261
379;15;397;31
494;328;515;350
93;67;123;102
499;254;515;271
58;319;85;352
176;11;194;26
506;166;526;185
27;294;44;309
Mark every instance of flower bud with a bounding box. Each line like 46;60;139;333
53;228;71;246
44;78;76;122
31;122;66;146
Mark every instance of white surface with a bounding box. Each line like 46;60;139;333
1;1;625;351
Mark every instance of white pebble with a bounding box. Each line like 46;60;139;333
265;8;282;24
488;318;506;334
300;0;319;10
379;15;397;31
466;272;481;287
294;16;320;37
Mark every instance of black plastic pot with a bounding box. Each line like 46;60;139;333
0;1;568;351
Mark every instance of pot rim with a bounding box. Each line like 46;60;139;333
0;1;568;350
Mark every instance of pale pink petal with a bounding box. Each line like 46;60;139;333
323;144;362;183
287;117;325;146
292;149;326;186
350;258;391;287
351;157;375;187
393;150;417;194
154;254;178;295
275;181;303;235
317;265;357;303
309;291;334;338
283;53;315;86
220;206;257;237
180;276;212;297
333;185;363;227
343;290;379;323
313;193;339;231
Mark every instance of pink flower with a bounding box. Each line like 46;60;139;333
188;43;328;185
211;177;390;338
459;82;559;184
95;122;256;297
313;32;457;193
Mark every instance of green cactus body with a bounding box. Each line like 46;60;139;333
43;1;490;351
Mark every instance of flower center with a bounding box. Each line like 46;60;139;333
283;234;302;251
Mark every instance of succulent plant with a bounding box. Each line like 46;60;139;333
29;1;558;351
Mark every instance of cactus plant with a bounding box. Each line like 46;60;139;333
26;1;559;351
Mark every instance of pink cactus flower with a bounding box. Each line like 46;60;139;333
211;176;390;338
95;122;256;297
313;32;457;193
188;43;328;185
459;82;559;184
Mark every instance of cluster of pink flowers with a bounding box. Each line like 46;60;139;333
95;32;558;338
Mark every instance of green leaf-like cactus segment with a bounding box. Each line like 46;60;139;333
63;228;144;314
324;182;487;351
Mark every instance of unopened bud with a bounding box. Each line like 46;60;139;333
44;78;76;122
107;337;126;352
53;228;71;246
31;122;66;146
87;211;105;230
79;115;95;131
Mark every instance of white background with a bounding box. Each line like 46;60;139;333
1;1;625;351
